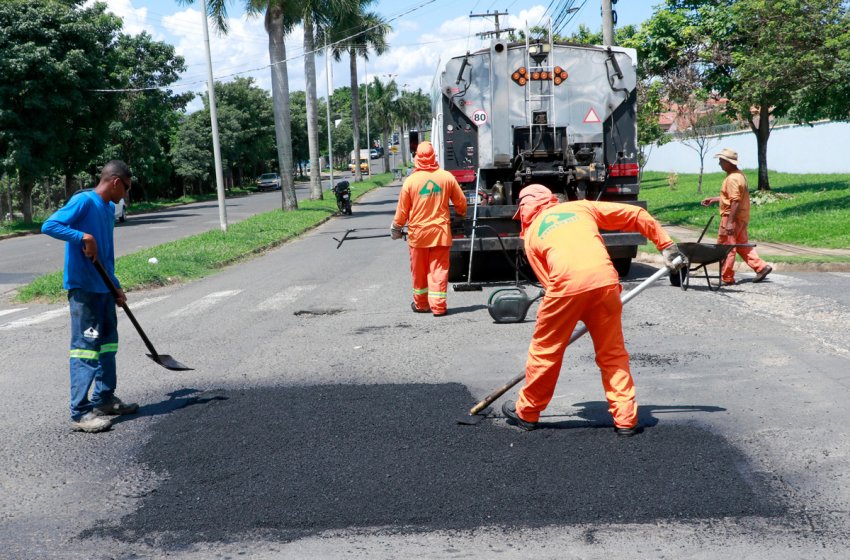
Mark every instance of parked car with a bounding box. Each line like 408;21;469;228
114;198;127;223
370;148;382;159
256;173;281;191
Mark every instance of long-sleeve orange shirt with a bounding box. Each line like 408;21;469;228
525;200;673;297
393;169;467;248
719;170;751;224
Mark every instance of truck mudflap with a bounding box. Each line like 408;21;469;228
450;232;646;252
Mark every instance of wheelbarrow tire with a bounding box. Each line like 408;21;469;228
669;267;688;287
612;257;632;278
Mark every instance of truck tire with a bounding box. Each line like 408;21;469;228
612;257;632;278
448;252;469;282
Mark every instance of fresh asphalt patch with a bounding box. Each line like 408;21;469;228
90;383;787;546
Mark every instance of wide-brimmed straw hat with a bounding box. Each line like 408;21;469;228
714;148;739;166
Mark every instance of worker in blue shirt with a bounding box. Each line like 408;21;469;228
42;160;139;433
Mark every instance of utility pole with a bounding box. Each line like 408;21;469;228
470;10;515;40
200;0;228;232
325;42;334;190
601;0;615;46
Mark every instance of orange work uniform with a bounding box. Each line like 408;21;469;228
393;142;467;315
517;200;674;429
716;170;768;283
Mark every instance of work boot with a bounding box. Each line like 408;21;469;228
501;401;538;431
754;265;773;283
94;396;139;416
614;425;642;437
411;302;430;313
71;412;112;433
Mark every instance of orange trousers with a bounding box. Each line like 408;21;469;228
409;245;450;315
515;284;637;428
718;222;768;283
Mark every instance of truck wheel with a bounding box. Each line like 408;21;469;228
612;257;631;278
448;252;469;282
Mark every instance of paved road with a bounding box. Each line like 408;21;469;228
0;175;355;301
2;183;850;558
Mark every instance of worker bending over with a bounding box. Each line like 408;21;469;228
391;141;467;316
502;185;686;436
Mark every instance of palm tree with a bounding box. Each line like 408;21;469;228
180;0;299;211
328;6;389;183
299;0;357;200
369;77;399;173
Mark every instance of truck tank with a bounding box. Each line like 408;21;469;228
431;37;646;280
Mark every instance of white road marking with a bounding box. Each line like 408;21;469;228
166;290;242;318
0;307;68;330
828;272;850;279
0;309;26;318
257;285;317;311
128;296;169;309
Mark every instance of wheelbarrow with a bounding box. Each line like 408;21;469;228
668;215;755;291
669;242;755;291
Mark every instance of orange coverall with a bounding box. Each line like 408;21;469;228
716;170;768;283
516;200;674;429
392;142;467;315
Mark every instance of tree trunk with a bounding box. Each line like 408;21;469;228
756;104;771;191
267;7;298;211
304;17;322;200
399;125;408;168
382;130;390;173
350;49;362;183
19;176;34;223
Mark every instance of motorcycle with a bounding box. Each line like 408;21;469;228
333;180;352;215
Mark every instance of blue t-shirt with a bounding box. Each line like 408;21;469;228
41;190;120;292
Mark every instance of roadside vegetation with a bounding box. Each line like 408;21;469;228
15;174;390;303
641;170;850;252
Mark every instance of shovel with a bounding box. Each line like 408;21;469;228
92;259;192;371
457;257;681;424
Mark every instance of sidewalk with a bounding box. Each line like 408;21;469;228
635;224;850;272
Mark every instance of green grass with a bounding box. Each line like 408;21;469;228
16;174;390;303
641;170;850;249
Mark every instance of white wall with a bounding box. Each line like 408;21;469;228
645;121;850;174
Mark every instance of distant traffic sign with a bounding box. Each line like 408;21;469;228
390;146;398;153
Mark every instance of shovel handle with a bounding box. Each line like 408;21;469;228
468;258;681;415
91;259;160;359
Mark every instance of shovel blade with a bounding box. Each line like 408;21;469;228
146;353;193;371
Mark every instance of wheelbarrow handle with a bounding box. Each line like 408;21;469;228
468;257;681;415
91;259;161;360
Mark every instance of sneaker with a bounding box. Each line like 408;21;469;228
754;265;773;283
71;411;112;433
411;302;430;313
94;396;139;416
501;401;538;431
614;425;642;437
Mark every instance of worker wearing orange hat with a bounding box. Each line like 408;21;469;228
391;141;467;316
502;185;686;436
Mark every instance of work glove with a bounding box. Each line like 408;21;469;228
390;224;403;240
661;243;688;272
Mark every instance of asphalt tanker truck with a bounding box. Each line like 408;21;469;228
431;35;645;280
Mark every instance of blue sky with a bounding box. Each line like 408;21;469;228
95;0;657;103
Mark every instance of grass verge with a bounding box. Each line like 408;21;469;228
16;174;390;303
641;170;850;249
